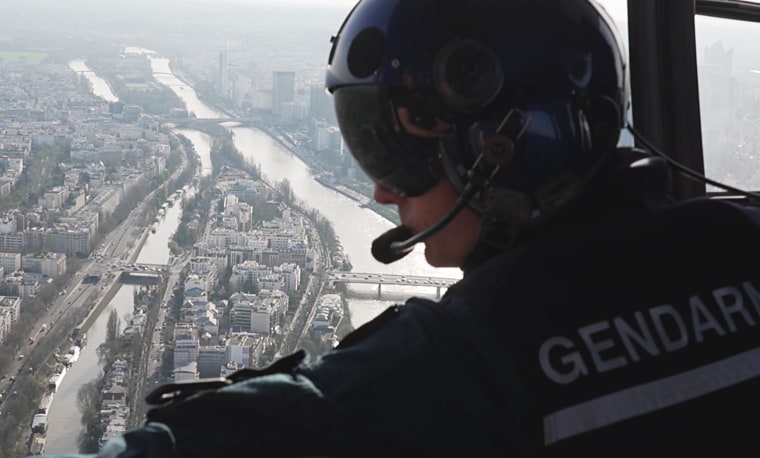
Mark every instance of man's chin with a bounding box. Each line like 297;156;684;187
423;245;457;268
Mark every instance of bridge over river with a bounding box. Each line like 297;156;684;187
327;271;459;298
83;261;174;286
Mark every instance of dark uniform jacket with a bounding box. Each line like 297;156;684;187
40;150;760;457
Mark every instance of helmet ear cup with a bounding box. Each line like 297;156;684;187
433;39;504;113
575;91;624;152
589;96;624;151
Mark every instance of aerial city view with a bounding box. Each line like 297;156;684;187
0;1;461;455
7;0;760;456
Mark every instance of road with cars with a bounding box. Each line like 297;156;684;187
0;139;189;412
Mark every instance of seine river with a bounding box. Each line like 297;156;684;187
142;52;462;325
45;55;461;453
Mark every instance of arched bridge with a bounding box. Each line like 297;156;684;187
109;262;171;285
125;262;170;271
108;261;170;272
327;272;460;298
159;117;256;127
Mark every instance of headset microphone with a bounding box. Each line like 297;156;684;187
371;226;415;264
370;184;478;264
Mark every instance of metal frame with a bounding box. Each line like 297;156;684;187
628;0;705;201
627;0;760;201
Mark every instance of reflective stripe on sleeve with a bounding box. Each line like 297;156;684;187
543;346;760;445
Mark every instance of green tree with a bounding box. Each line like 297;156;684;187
276;179;294;205
97;309;121;362
77;380;104;452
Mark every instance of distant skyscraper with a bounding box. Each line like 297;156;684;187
309;83;337;124
272;71;295;117
698;41;735;136
219;50;230;98
697;40;738;187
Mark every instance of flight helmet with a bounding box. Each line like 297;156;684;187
326;0;629;247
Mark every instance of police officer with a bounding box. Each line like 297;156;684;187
39;0;760;456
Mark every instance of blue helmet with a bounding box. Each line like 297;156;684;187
326;0;628;243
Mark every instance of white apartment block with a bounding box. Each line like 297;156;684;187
0;295;21;343
267;234;292;251
0;232;24;252
229;260;272;293
0;295;21;320
0;178;13;197
0;215;18;234
89;186;123;219
64;229;90;256
0;308;13;344
251;289;288;335
258;274;285;293
1;274;37;299
0;252;21;272
188;257;218;286
22;252;67;277
245;234;269;251
40;186;67;210
230;290;288;335
230;301;257;333
192;244;228;271
274;263;301;293
174;337;200;368
226;332;267;368
207;228;248;249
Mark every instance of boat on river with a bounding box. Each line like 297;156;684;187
76;332;87;348
62;345;80;367
47;365;67;392
38;392;54;415
31;413;48;434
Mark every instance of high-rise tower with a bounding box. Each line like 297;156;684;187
219;50;230;98
271;71;295;117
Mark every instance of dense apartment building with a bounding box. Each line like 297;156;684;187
21;252;67;277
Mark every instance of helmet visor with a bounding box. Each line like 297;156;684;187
333;85;444;197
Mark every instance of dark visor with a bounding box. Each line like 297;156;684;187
333;86;444;197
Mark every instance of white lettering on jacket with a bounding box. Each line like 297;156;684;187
539;280;760;384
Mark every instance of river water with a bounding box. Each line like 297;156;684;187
140;51;462;325
46;61;206;454
46;54;461;453
67;59;119;103
45;186;189;453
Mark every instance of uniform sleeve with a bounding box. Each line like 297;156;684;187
300;298;527;456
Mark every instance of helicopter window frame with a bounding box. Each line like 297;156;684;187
694;0;760;199
625;0;760;203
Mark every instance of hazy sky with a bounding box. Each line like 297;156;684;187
180;0;358;8
10;0;627;22
216;0;627;16
212;0;356;4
